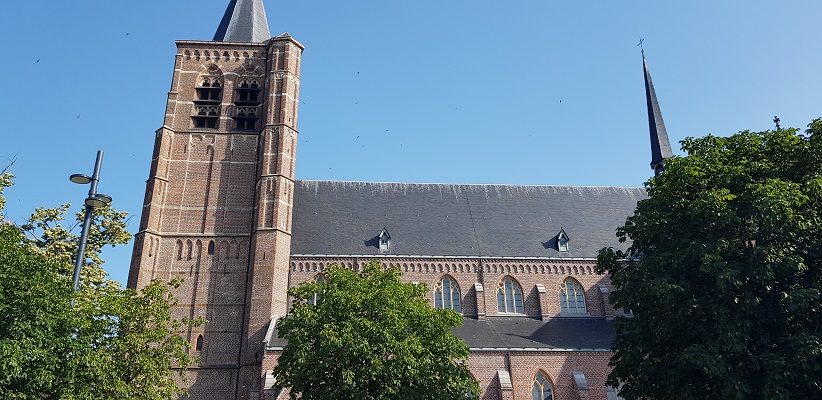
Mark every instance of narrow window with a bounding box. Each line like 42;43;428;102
560;278;586;314
434;276;461;313
496;276;523;313
308;274;326;305
195;335;203;351
207;240;215;255
532;371;553;400
606;385;625;400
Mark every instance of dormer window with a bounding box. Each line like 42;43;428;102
378;227;391;252
556;227;570;252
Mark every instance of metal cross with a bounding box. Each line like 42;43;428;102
638;38;645;54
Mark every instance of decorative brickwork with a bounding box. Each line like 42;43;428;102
128;4;634;399
128;35;304;400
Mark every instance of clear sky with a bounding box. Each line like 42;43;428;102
1;0;820;286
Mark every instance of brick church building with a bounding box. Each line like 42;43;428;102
127;1;673;399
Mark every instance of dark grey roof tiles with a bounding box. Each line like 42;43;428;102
267;316;615;351
213;0;271;43
454;317;615;350
291;181;646;258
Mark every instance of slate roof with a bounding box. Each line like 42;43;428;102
454;317;615;350
644;55;674;172
266;316;615;351
213;0;271;42
291;181;646;258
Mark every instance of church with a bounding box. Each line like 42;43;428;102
127;1;673;399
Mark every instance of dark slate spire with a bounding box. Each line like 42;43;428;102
643;53;673;175
213;0;271;43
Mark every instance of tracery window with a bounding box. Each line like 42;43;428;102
233;79;261;130
434;276;461;313
497;276;523;313
532;371;553;400
193;77;222;129
560;278;586;314
307;274;326;305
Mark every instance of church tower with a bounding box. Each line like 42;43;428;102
127;0;302;398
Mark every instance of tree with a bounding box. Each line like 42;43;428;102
273;261;480;400
597;119;822;400
0;174;201;399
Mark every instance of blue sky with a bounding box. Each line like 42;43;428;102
1;0;820;286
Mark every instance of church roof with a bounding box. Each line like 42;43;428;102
266;316;615;351
213;0;271;42
291;181;646;258
454;317;615;351
644;55;674;173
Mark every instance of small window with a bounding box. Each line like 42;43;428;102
556;228;570;252
434;276;461;313
497;276;523;313
207;240;215;255
532;371;553;400
378;227;391;252
560;278;586;314
195;335;203;351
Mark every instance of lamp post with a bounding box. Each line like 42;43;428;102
70;150;113;293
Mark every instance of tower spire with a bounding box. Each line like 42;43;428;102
643;52;673;175
213;0;271;43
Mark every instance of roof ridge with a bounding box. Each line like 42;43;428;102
295;179;644;190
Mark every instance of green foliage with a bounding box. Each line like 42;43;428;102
19;203;130;289
0;171;12;214
0;174;201;399
0;224;200;399
598;120;822;400
273;261;480;400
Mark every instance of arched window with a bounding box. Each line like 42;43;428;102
307;274;325;305
207;240;215;255
434;276;461;313
532;371;553;400
195;335;204;351
497;276;523;313
606;385;625;400
560;278;586;314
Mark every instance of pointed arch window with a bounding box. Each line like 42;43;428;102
560;278;586;314
193;76;222;129
233;79;262;130
434;276;461;313
532;371;553;400
606;385;625;400
497;276;523;313
195;335;204;351
307;274;326;306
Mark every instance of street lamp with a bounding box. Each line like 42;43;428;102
70;150;112;293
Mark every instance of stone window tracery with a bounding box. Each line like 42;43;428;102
193;76;222;129
560;278;586;314
233;79;261;130
497;276;523;313
532;371;553;400
434;276;461;313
